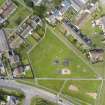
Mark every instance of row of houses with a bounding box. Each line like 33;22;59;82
46;0;87;25
0;29;32;78
63;19;92;48
0;16;42;78
0;0;16;25
9;16;42;48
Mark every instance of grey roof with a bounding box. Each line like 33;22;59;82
0;16;5;24
101;16;105;27
0;29;9;52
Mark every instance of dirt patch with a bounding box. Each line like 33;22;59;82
68;85;79;92
61;68;71;75
86;92;97;99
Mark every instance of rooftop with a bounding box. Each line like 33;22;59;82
0;29;9;53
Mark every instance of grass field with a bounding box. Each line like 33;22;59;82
38;80;64;92
7;0;31;28
80;16;105;77
29;29;96;78
16;23;104;105
38;80;101;105
62;80;101;105
31;97;57;105
0;0;4;6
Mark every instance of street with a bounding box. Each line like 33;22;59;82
0;80;73;105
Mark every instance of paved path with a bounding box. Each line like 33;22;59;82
36;77;102;80
0;80;73;105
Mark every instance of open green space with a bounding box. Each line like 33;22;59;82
37;80;101;105
0;0;5;6
31;97;57;105
7;0;31;28
80;16;104;48
38;80;64;93
62;80;101;105
80;16;105;77
29;29;96;78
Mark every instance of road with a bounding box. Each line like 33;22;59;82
0;80;73;105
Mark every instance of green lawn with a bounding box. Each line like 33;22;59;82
31;97;57;105
0;0;5;6
37;80;101;105
80;16;105;77
29;29;96;78
6;0;31;28
62;80;101;105
80;16;104;48
38;80;64;92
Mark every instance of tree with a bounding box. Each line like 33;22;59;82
15;17;22;25
33;4;47;18
24;0;34;7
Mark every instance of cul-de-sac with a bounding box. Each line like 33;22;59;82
0;0;105;105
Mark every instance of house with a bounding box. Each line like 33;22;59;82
46;0;71;24
8;50;20;65
0;29;9;53
13;66;24;77
95;16;105;35
88;49;104;63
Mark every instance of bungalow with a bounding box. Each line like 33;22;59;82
88;49;104;63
